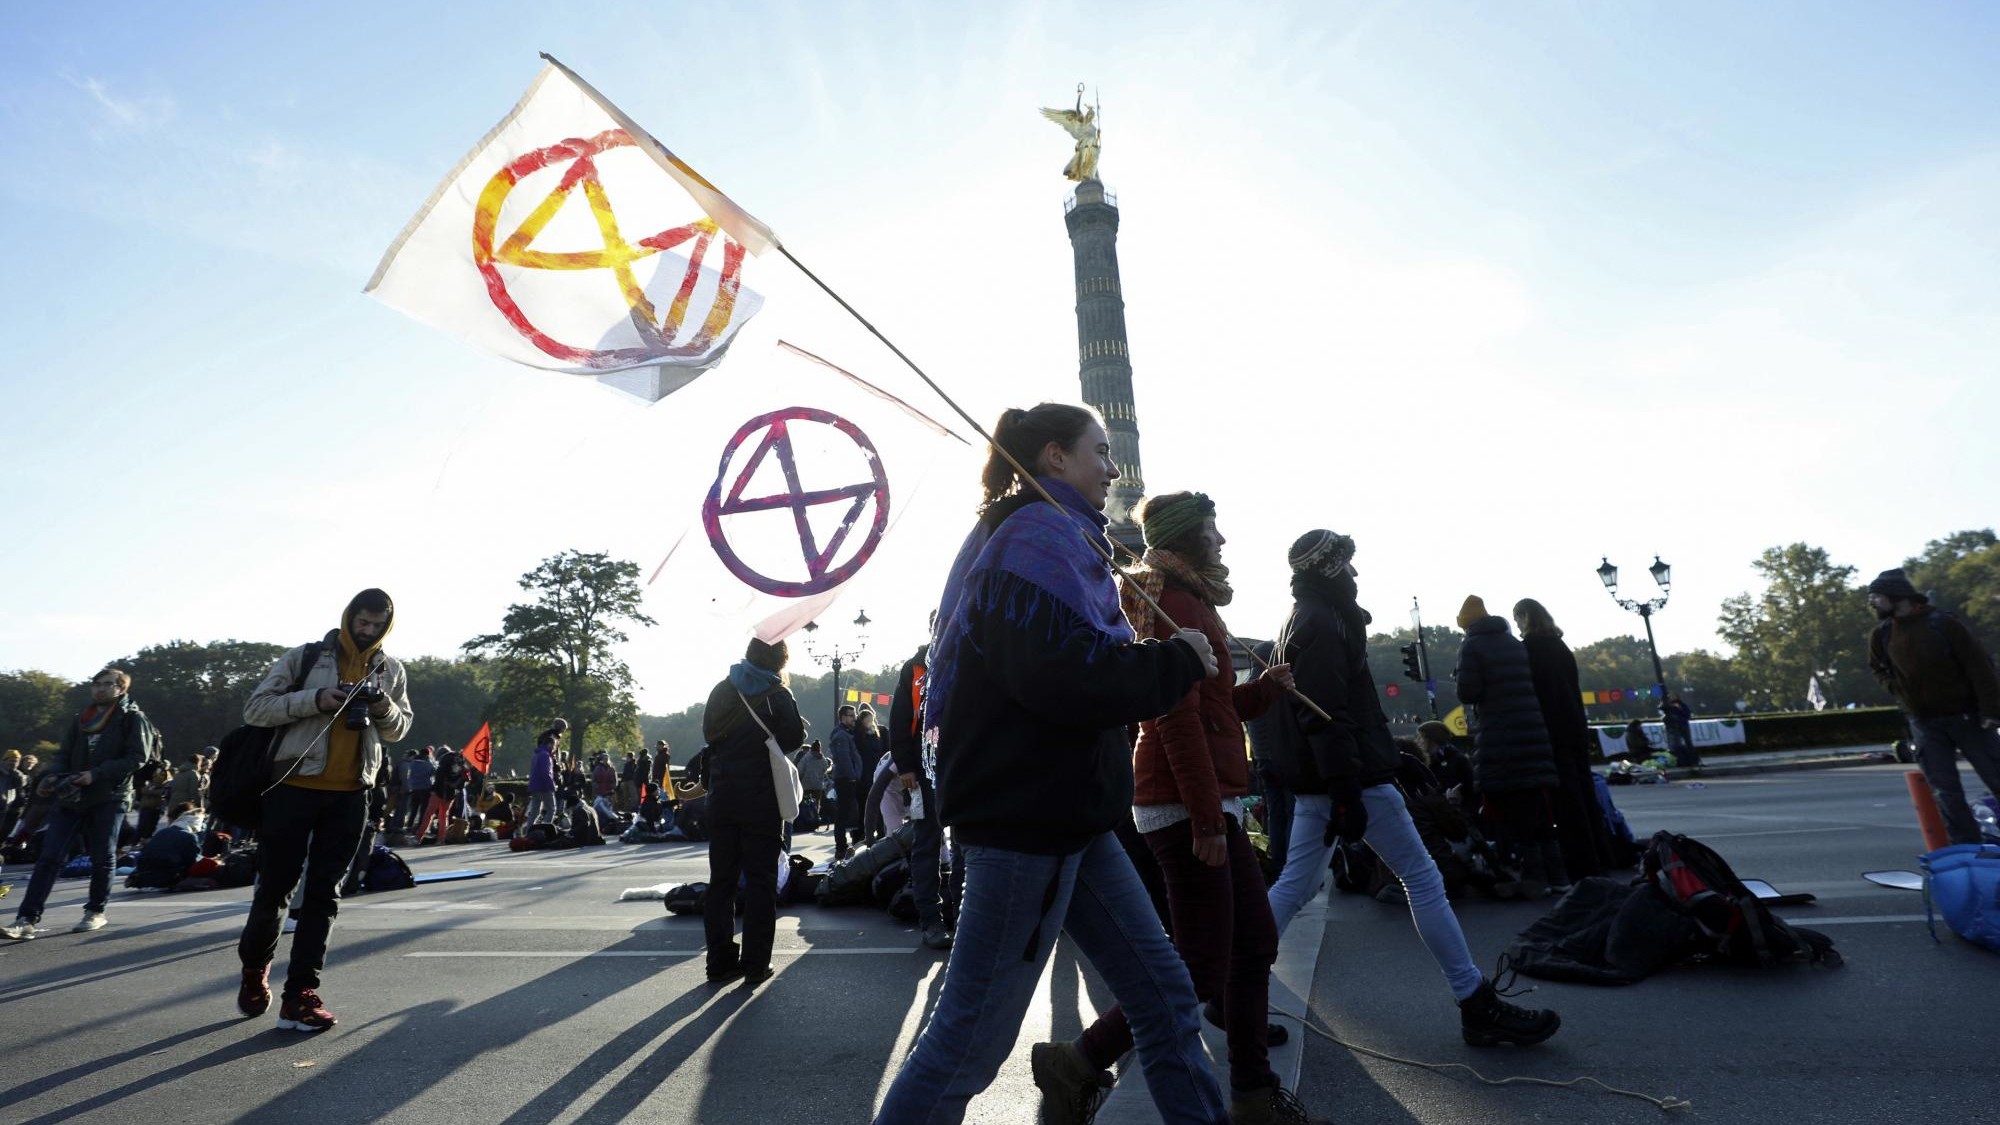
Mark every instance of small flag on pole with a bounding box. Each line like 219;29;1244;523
461;722;494;775
1806;675;1828;712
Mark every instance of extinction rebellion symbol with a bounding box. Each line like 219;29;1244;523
471;128;750;369
702;408;891;597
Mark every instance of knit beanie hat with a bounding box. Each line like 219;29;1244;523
1288;530;1356;578
1867;569;1925;602
1138;491;1216;551
1456;595;1489;629
1418;721;1452;744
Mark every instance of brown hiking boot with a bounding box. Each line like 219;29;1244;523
1230;1083;1329;1124
1029;1041;1113;1125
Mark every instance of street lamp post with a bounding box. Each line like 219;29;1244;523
800;609;872;725
1597;556;1672;705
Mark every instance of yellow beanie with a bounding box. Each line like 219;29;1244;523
1456;595;1488;630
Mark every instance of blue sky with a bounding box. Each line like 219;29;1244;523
2;2;1996;713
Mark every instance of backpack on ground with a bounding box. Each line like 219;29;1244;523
792;795;821;834
1642;831;1840;969
209;640;322;829
363;844;414;892
217;847;259;888
1921;843;2000;953
663;882;707;916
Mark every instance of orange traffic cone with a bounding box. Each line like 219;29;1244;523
1906;769;1950;852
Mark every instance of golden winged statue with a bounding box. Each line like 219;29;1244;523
1040;86;1101;183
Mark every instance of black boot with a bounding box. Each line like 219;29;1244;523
1460;977;1561;1047
1539;841;1572;894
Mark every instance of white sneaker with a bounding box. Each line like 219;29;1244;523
2;918;35;940
72;911;105;933
282;915;299;935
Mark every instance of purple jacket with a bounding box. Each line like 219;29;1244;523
529;740;556;793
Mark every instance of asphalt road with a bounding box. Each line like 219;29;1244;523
1294;762;2000;1125
1;762;1994;1124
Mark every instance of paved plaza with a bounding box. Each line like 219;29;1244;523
2;763;1996;1124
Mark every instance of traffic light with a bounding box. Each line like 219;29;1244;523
1400;643;1423;681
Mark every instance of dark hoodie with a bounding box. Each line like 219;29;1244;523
701;662;806;825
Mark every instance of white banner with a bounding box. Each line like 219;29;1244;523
367;59;771;398
645;343;973;643
1595;719;1748;757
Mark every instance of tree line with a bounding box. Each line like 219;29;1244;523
5;532;1993;764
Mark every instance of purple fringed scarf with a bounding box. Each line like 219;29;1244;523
920;478;1135;769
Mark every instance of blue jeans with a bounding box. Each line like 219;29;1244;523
875;831;1226;1125
14;801;125;924
522;790;556;826
1267;787;1483;1001
1911;714;2000;845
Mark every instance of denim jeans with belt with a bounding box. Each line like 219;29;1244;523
1267;786;1483;1001
13;800;125;924
874;831;1226;1125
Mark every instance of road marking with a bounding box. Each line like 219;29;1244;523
1698;826;1865;839
403;946;919;959
1779;914;1929;925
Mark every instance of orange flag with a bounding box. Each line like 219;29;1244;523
462;722;494;775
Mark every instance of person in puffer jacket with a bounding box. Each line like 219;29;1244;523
1454;595;1567;898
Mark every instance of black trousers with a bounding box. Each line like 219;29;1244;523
832;783;864;853
705;813;784;972
908;777;947;931
239;785;366;995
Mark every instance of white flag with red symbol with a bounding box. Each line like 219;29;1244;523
647;343;972;643
366;56;774;400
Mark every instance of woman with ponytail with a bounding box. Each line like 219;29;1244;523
875;405;1230;1125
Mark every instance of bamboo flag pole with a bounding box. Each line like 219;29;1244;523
544;51;1329;721
774;248;1332;722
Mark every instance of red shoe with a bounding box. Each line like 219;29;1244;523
238;965;272;1018
276;989;336;1032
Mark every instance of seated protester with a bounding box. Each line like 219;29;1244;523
593;791;620;829
129;802;205;889
486;792;516;837
1418;722;1474;804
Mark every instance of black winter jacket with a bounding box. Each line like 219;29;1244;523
1271;585;1401;794
934;573;1206;857
700;678;806;826
888;645;927;779
1454;616;1558;793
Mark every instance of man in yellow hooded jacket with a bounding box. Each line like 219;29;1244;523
235;588;413;1031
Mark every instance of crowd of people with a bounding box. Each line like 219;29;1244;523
5;399;1997;1125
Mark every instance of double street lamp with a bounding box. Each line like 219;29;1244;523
1597;555;1672;704
800;609;871;725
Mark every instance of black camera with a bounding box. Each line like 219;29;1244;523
341;681;386;731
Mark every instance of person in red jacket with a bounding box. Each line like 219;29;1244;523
1033;491;1320;1125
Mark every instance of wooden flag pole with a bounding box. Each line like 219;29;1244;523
774;246;1331;722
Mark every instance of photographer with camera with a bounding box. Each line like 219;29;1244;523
5;666;157;940
233;588;412;1032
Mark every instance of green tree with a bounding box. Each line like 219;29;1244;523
1665;649;1753;716
1901;529;2000;656
1717;543;1882;710
0;669;77;751
119;640;290;757
401;655;500;762
1362;626;1463;727
463;550;656;758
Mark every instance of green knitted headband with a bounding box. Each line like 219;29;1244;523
1140;492;1216;550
